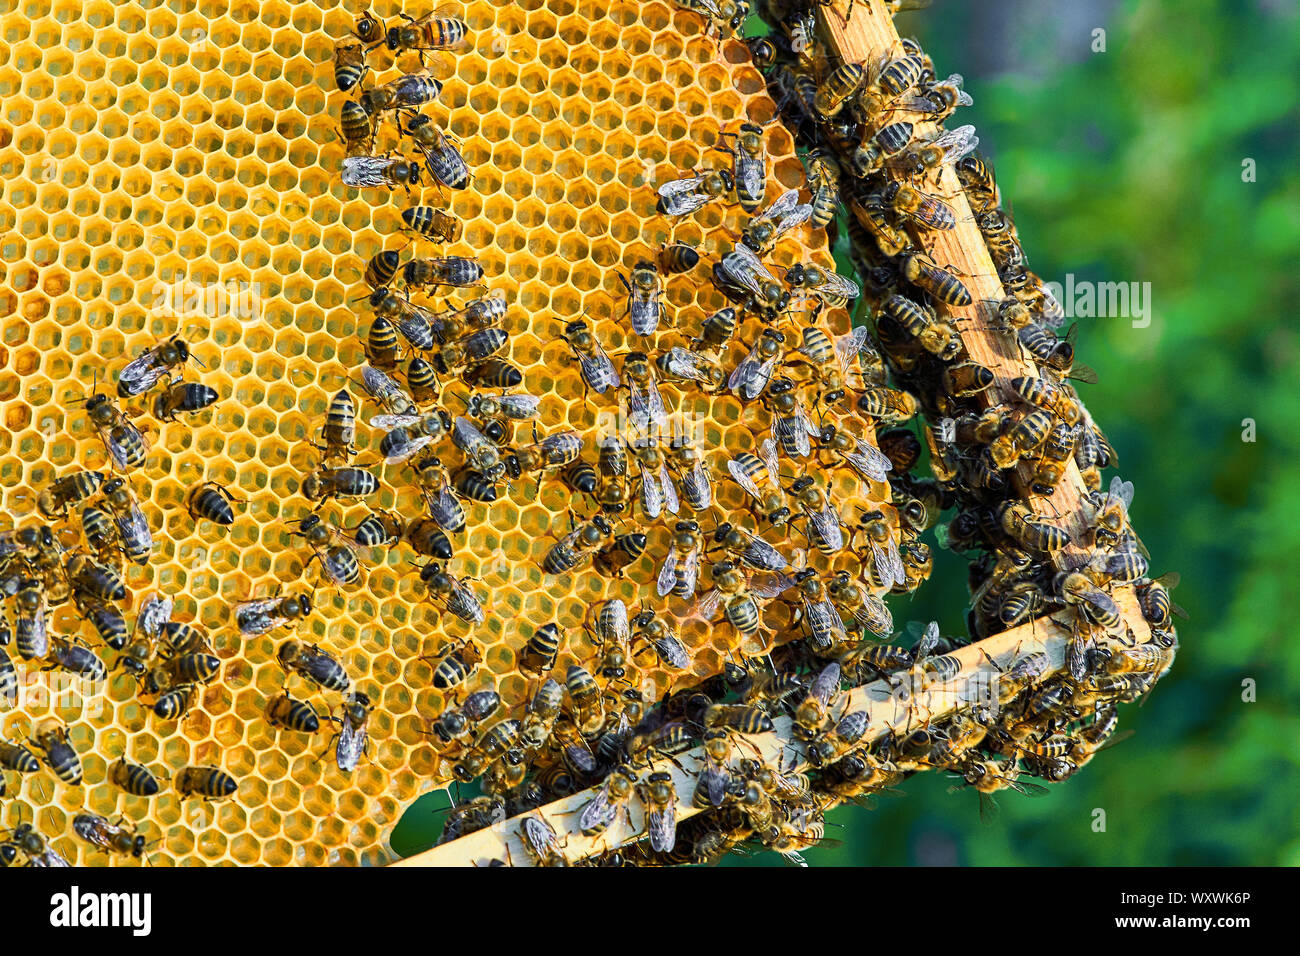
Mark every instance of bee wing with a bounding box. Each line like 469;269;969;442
758;438;782;485
579;340;620;393
753;188;800;225
448;578;486;624
383;427;435;465
694;587;722;620
727;243;778;292
842;437;893;481
1110;476;1135;510
115;503;153;547
655;545;680;597
235;597;281;616
92;421;129;470
654;633;690;670
679;544;699;594
395;305;438;350
117;348;169;396
906;193;956;230
336;718;365;771
660;464;679;515
697;761;731;809
628;376;668;429
751;570;795;599
807;502;844;552
657;174;706;200
640;462;664;519
727;458;764;501
453;416;491;452
739;529;788;571
579;779;619;834
497;394;542;419
742;353;781;402
736;153;764;204
663;347;714;384
810;662;840;705
681;458;712;509
815;270;861;300
925;124;980;165
604;599;630;646
646;800;677;853
773;404;815;459
726;337;766;393
833;326;873;373
805;598;841;649
522;816;561;858
137;592;173;639
424;485;462;530
341;155;397;187
869;539;899;589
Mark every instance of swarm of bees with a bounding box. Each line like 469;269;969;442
0;1;1177;868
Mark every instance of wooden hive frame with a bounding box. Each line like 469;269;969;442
396;0;1158;867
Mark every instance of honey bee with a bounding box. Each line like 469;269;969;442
0;647;16;706
385;11;468;57
360;363;420;424
187;481;237;525
666;439;712;512
542;515;613;575
359;71;443;116
629;608;690;671
712;243;790;322
117;335;193;397
73;812;149;859
622;351;669;431
276;638;349;693
788;475;844;554
401;114;471;190
656;168;733;216
1084;475;1134;547
37;470;104;519
234;592;312;635
956;153;1000;214
32;718;81;785
401;204;465;243
638;770;678;853
579;762;637;836
44;636;106;682
728;328;786;402
332;40;370;93
656;520;704;599
79;504;121;564
294;513;362;587
784;262;861;311
175;765;238;800
451;415;503;475
153;381;219;422
404;255;485;293
856;386;920;424
787;568;846;652
64;553;125;603
594;529;648;578
740;189;814;255
792;662;840;741
900;251;971;306
656;344;724;392
851;508;904;589
727;438;790;527
998;501;1071;554
464;391;541;424
2;822;69;867
695;305;738;354
694;559;789;645
99;477;152;565
632;442;679;519
804;147;840;229
619;260;663;336
711;122;767;213
377;410;452;465
108;756;161;796
265;693;322;734
561;316;620;395
886;124;979;178
341;154;423;193
454;718;523;782
565;664;605;735
519;814;567;867
302;466;380;502
657;242;700;275
814;62;866;118
1010;375;1081;426
826;570;893;638
814;423;893;483
335;690;374;771
419;563;486;624
84;393;149;470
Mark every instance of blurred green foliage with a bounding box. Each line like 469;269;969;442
393;0;1300;866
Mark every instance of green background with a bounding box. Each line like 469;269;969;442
393;0;1300;865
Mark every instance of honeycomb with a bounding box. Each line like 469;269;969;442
0;0;892;864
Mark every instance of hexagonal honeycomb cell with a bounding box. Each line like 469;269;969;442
0;0;899;865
